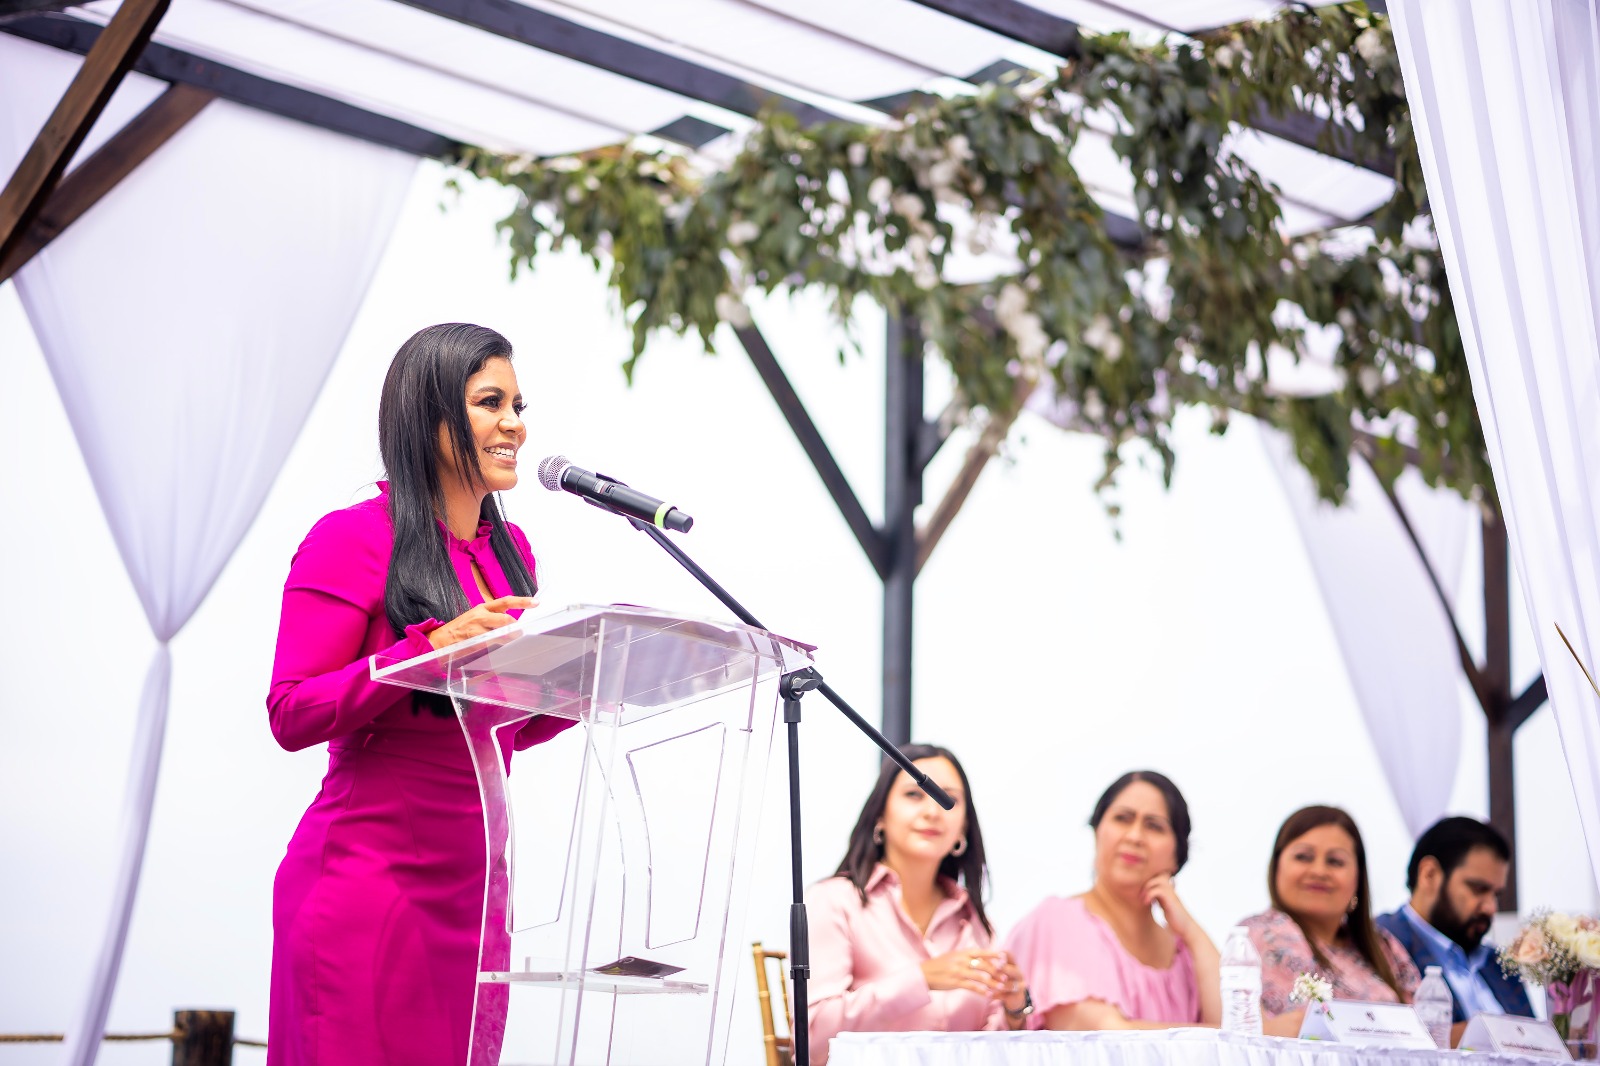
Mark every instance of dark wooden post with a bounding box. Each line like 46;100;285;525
1480;509;1520;909
882;311;924;746
172;1010;233;1066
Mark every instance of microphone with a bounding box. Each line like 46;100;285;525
537;456;694;533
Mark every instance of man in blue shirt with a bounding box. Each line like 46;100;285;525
1377;817;1532;1023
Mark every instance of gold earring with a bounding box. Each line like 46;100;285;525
1347;895;1359;914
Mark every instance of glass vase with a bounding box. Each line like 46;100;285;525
1549;969;1599;1061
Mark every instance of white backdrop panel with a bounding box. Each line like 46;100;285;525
1263;428;1471;836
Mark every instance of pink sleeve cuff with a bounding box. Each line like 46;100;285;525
401;618;445;651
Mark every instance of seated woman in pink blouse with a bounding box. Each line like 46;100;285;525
1239;805;1421;1037
1005;771;1221;1030
807;744;1032;1064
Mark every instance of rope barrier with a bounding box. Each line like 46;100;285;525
0;1029;266;1047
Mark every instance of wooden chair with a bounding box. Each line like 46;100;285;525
751;941;795;1066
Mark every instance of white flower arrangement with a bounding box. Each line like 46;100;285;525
1500;909;1600;987
1290;972;1335;1019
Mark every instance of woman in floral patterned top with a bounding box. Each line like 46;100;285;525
1239;806;1420;1034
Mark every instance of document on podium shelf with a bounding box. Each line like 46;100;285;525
1298;999;1438;1049
1461;1014;1573;1060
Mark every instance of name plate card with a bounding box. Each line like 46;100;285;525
1299;999;1439;1049
1461;1014;1573;1060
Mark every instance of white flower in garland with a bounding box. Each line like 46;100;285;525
1083;314;1124;363
726;220;761;246
867;176;893;209
1355;28;1386;65
714;292;752;328
1290;972;1334;1016
995;283;1050;366
891;192;926;222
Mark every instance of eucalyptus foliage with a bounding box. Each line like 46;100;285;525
461;2;1486;506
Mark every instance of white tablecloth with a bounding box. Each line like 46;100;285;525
826;1030;1551;1066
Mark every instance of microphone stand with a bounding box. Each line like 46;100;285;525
603;508;953;1066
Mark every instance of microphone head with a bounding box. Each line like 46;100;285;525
537;455;570;492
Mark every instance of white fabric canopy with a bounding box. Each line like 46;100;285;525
1261;427;1473;837
46;0;1382;230
1389;0;1600;892
0;35;417;1062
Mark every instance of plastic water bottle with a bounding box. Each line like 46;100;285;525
1415;965;1453;1048
1220;926;1264;1035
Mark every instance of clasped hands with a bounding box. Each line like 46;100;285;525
922;949;1027;1014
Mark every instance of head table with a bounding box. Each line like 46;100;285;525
826;1029;1549;1066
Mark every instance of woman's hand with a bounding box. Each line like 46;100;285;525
427;596;535;650
1264;1009;1307;1038
997;956;1028;1012
996;954;1031;1028
1141;872;1201;942
921;949;1007;996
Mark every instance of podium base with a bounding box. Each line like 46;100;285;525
480;970;709;995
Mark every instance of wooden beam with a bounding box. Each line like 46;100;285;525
1248;103;1398;177
1506;673;1547;733
393;0;846;127
909;0;1396;178
732;321;890;578
912;0;1082;59
1482;509;1514;712
1366;456;1492;710
2;17;458;160
0;82;212;282
1487;716;1521;910
0;0;169;267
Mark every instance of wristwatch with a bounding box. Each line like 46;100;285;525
1005;989;1034;1018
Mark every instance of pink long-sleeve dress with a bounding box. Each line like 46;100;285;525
265;485;575;1066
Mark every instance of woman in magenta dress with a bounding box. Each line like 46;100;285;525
265;323;575;1065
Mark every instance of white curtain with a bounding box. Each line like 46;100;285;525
0;37;417;1062
1261;425;1473;836
1389;1;1600;892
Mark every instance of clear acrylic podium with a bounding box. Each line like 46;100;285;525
371;604;813;1066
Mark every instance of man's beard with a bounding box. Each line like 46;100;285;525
1428;894;1493;951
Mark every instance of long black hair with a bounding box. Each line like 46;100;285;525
833;743;994;935
378;323;538;715
1089;770;1193;872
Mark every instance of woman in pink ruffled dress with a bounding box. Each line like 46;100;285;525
1005;771;1222;1030
265;323;576;1065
